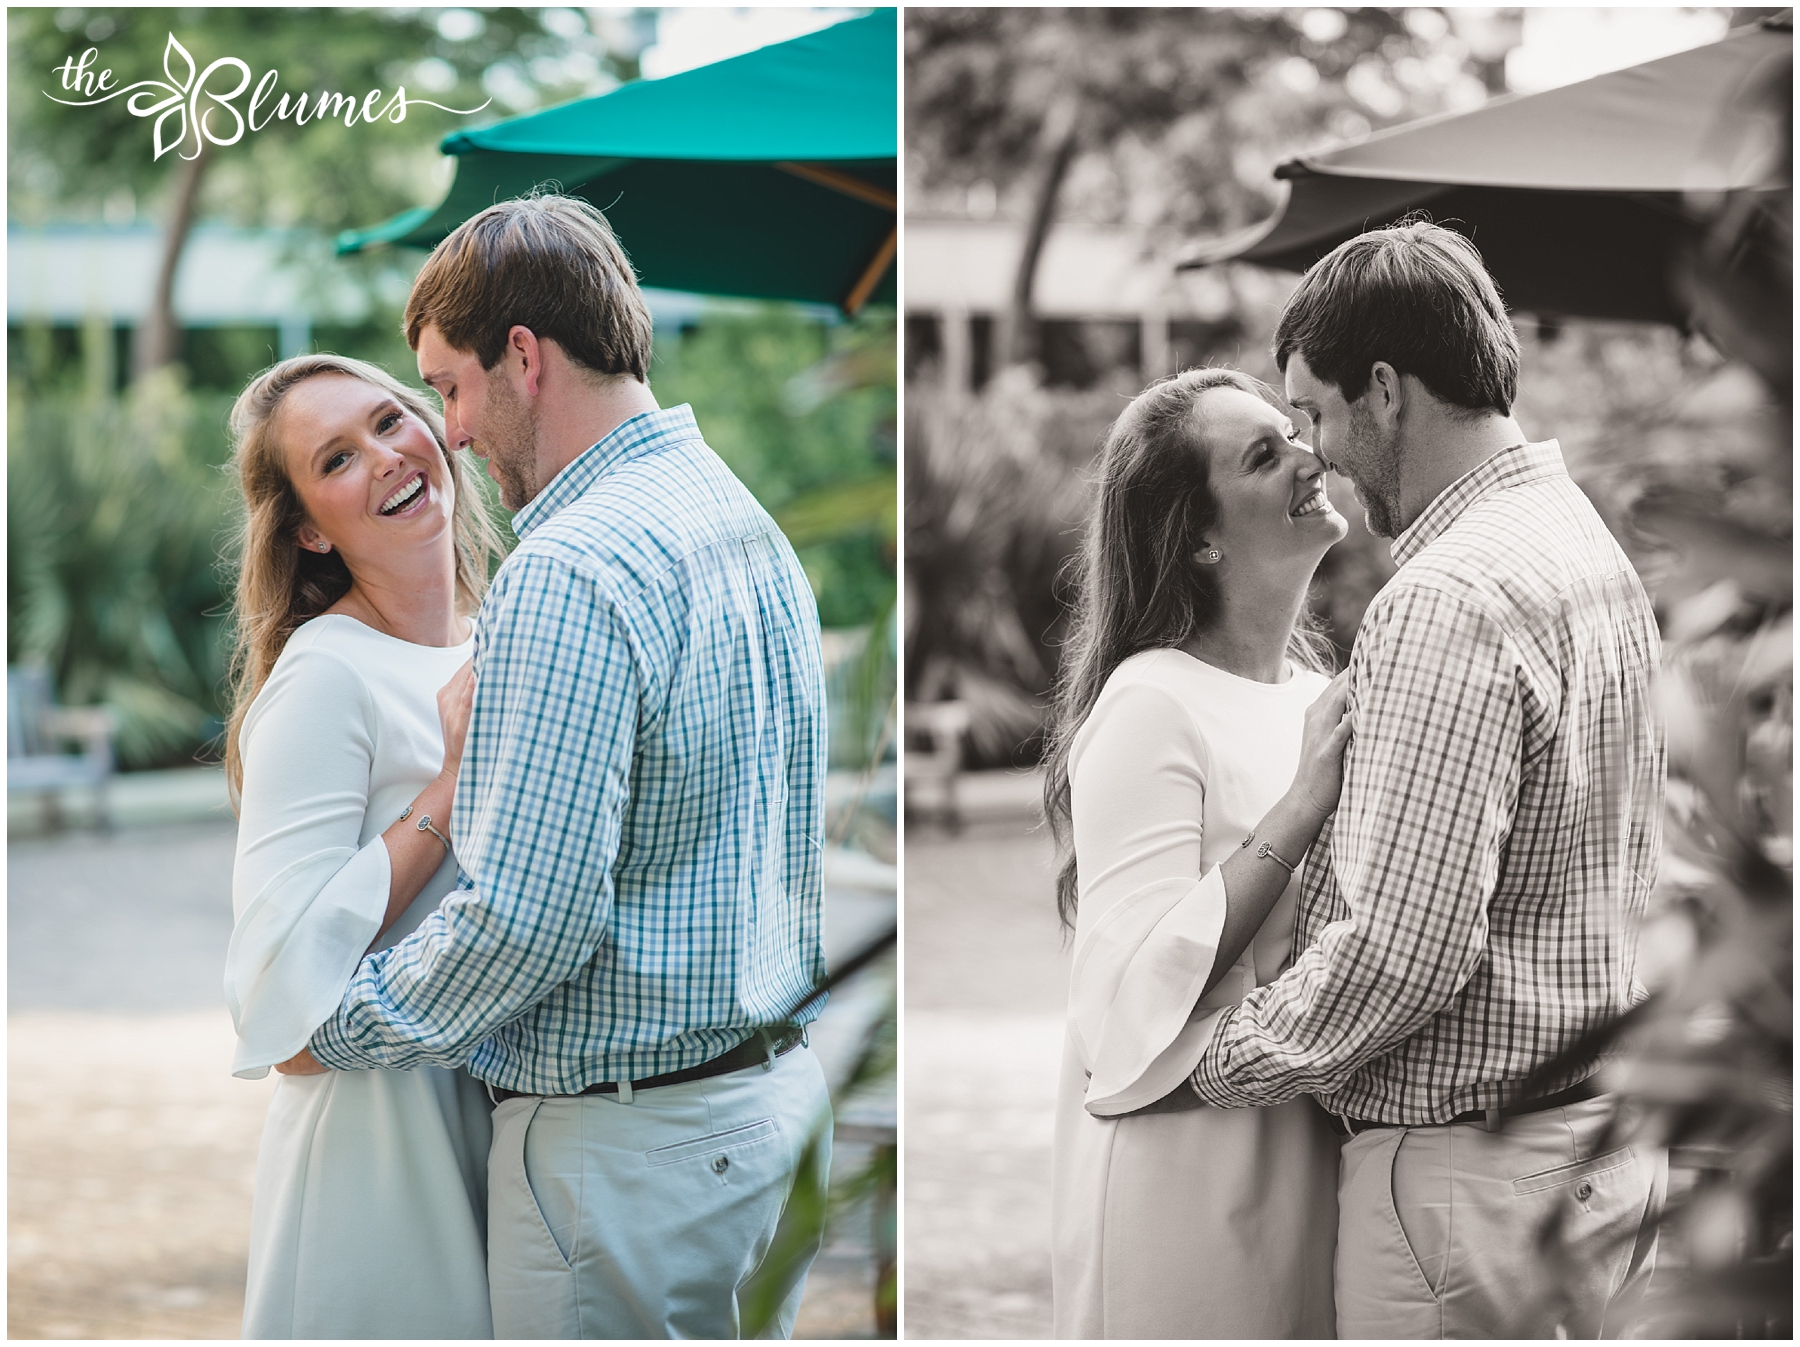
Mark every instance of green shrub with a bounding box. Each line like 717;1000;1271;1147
8;343;235;767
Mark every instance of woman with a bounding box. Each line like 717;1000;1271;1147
221;353;504;1339
1045;368;1353;1338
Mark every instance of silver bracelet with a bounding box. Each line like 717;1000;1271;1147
1254;839;1298;874
415;813;451;852
1240;830;1299;874
398;803;450;853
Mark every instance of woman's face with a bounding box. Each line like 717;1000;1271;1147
278;374;456;571
1190;385;1348;574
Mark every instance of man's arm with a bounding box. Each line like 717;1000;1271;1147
308;553;645;1071
1190;582;1525;1108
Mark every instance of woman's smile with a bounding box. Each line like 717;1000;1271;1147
377;470;430;518
1290;484;1334;519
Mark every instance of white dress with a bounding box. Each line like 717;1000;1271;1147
1051;648;1341;1340
225;614;493;1340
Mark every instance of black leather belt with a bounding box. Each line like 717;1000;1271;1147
488;1026;805;1104
1329;1076;1606;1137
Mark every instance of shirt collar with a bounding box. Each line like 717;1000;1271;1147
1390;440;1567;568
511;404;702;538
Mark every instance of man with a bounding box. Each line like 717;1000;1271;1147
1185;222;1667;1338
283;194;832;1339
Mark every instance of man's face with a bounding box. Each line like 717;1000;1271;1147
416;324;541;512
1284;352;1403;539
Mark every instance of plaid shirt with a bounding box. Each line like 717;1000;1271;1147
1191;441;1664;1124
310;406;828;1093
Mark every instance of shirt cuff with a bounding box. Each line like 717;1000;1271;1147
1188;1004;1262;1108
305;953;387;1070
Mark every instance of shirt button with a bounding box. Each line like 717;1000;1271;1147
1575;1181;1593;1201
712;1155;730;1174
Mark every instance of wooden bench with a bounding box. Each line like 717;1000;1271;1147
8;665;116;831
903;700;971;832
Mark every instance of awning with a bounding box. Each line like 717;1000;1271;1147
338;10;897;314
1181;17;1790;327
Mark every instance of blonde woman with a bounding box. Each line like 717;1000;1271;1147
221;354;503;1338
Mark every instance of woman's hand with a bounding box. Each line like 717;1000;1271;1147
275;1047;328;1076
1290;671;1354;820
436;658;475;780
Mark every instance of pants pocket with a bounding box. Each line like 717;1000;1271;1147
1388;1128;1446;1302
1512;1144;1636;1197
645;1117;780;1176
488;1098;581;1340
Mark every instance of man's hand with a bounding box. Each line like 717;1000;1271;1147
275;1047;328;1076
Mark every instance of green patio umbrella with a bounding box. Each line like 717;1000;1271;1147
337;10;896;314
1181;16;1789;331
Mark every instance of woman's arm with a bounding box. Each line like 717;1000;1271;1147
1200;671;1351;997
1069;667;1350;1115
229;645;390;1077
368;658;474;942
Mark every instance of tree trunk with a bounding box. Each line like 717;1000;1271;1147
131;144;210;383
999;92;1082;371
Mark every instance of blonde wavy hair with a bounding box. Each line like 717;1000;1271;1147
222;353;503;803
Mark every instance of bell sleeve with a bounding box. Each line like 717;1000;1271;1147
223;642;393;1079
1065;680;1235;1116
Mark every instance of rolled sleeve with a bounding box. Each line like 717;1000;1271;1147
1191;584;1524;1109
311;554;642;1073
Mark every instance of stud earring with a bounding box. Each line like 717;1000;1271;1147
1197;548;1221;564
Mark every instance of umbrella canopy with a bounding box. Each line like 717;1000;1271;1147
338;10;896;313
1181;17;1790;327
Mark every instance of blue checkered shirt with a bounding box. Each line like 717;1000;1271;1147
310;406;828;1092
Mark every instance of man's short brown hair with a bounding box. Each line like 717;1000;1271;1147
405;193;654;381
1274;218;1519;417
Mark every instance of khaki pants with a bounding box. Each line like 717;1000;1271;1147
1335;1095;1665;1339
487;1044;832;1339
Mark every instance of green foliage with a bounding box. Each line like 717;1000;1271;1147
652;305;896;631
8;329;235;767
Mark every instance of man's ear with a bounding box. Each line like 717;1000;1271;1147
508;326;544;397
1366;361;1404;428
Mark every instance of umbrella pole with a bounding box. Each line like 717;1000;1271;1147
843;225;897;317
775;162;897;212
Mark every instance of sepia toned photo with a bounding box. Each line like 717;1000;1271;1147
902;7;1789;1341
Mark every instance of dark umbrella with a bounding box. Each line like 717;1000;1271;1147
1181;16;1790;333
337;11;896;314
